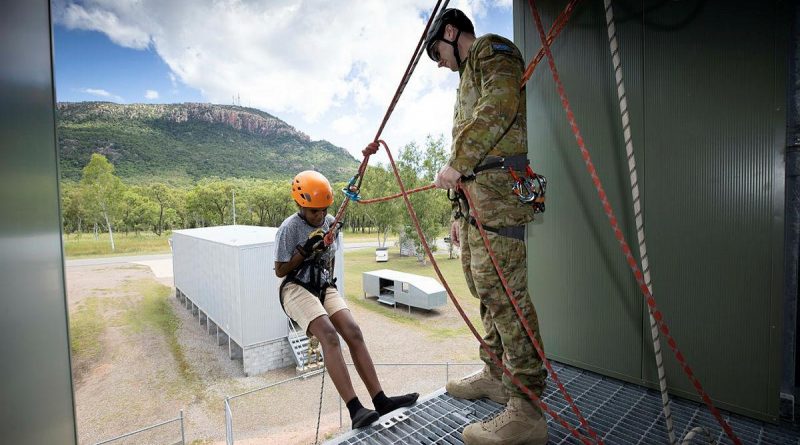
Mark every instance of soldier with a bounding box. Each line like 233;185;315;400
426;8;549;445
275;169;418;429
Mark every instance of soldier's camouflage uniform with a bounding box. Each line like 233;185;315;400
449;33;547;406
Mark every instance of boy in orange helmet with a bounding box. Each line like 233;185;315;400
274;169;418;429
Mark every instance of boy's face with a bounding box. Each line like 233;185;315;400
301;206;328;227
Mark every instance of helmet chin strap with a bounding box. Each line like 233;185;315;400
444;29;463;67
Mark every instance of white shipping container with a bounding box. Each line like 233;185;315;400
172;225;344;349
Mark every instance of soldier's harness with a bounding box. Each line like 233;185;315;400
450;154;547;241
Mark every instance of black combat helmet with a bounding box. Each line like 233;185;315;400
425;8;474;66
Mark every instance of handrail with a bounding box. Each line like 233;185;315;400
94;410;184;445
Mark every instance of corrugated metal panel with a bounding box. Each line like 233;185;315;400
639;0;786;421
519;0;644;382
518;0;786;420
239;245;287;345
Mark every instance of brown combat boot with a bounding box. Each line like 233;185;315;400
462;397;548;445
446;366;509;404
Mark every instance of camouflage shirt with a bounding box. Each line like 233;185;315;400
449;34;527;176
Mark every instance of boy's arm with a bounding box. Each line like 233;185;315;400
275;232;325;277
274;251;305;278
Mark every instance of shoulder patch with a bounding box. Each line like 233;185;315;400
491;43;513;54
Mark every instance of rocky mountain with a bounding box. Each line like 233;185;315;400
57;102;358;183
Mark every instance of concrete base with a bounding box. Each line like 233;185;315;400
242;338;295;376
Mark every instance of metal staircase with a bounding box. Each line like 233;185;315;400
287;320;323;373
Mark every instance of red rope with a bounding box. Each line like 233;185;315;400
520;0;582;88
356;184;436;204
378;140;596;445
526;1;741;443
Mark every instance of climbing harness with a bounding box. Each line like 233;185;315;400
526;0;739;442
279;224;341;317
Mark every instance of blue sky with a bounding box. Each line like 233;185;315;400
52;1;513;162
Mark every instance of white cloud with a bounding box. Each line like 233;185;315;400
55;2;151;49
80;87;124;102
145;89;160;100
54;0;512;161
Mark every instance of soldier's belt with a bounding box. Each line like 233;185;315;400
468;216;525;241
468;154;529;177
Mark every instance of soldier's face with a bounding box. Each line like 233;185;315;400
433;41;458;72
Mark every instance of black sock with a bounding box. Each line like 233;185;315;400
346;397;365;419
372;391;419;415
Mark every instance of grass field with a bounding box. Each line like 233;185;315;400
63;229;395;258
63;232;172;258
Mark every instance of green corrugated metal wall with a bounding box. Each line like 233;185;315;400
517;0;787;421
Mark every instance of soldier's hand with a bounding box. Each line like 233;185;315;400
434;165;461;190
450;221;460;248
362;142;380;156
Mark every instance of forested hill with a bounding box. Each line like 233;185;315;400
56;102;358;183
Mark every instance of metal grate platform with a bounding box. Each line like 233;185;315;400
325;362;800;444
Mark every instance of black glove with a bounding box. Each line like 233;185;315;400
297;233;324;257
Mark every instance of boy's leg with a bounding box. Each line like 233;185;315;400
329;308;381;397
284;284;379;428
328;291;419;416
308;315;356;403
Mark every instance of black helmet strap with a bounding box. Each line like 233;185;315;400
443;28;463;67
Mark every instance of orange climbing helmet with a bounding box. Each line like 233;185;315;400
291;170;334;208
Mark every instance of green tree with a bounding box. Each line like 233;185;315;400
145;183;175;235
396;138;450;263
189;178;234;225
121;188;158;235
245;180;293;226
61;181;89;235
80;153;125;251
359;165;402;247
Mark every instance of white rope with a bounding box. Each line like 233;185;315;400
603;1;682;443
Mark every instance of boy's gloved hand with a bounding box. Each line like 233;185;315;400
297;230;325;257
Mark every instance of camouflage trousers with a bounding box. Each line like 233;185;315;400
459;216;548;403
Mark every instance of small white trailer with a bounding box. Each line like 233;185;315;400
362;269;447;313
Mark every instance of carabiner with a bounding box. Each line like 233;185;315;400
341;175;362;201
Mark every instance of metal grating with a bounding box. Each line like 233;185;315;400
325;362;800;444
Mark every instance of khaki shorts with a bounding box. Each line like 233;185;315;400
281;282;348;335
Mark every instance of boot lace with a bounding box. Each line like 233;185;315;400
485;407;515;430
